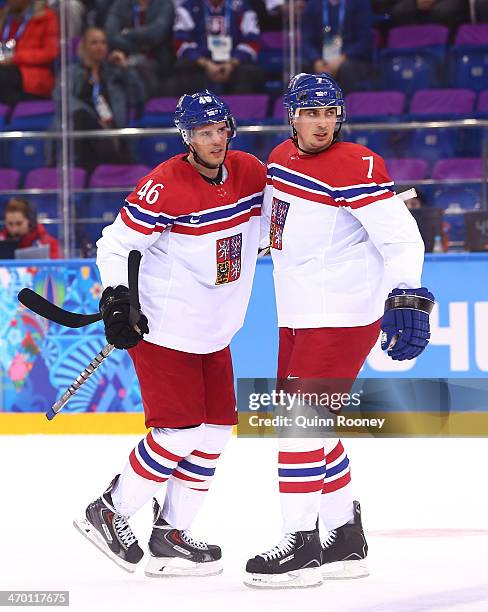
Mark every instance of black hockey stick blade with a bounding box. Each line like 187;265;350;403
18;288;102;328
128;250;142;328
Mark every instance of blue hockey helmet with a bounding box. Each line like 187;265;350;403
174;90;236;146
284;73;346;130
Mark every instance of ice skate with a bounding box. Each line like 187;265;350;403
73;475;144;573
321;500;369;579
145;499;223;577
244;529;322;589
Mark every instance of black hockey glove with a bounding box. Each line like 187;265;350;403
99;285;149;349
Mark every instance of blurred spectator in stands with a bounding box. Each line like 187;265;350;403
54;26;146;171
405;189;449;252
0;197;61;258
301;0;375;95
0;0;59;109
104;0;174;97
389;0;468;29
165;0;265;95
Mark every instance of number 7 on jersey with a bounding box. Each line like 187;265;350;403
362;156;374;179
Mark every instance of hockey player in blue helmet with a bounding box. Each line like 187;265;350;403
284;72;345;155
174;89;237;174
75;91;266;577
244;73;434;588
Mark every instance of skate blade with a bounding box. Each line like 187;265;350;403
322;559;369;580
243;567;322;589
73;517;140;574
145;555;223;578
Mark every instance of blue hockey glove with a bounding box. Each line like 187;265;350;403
380;287;435;361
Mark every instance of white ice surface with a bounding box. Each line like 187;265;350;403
1;436;488;612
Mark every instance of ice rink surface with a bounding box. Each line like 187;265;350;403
2;435;488;612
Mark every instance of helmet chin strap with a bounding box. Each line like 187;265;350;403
291;122;343;155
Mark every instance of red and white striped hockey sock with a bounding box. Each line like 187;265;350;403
278;439;326;533
320;439;354;531
162;424;233;530
111;425;206;517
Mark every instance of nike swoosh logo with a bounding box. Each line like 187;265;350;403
287;375;299;380
189;217;200;224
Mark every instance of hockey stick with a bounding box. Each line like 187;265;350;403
18;288;102;328
45;250;143;420
17;250;148;328
398;188;417;202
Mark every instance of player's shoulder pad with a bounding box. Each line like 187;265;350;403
125;156;186;211
227;149;264;167
337;140;383;160
335;141;389;174
267;138;293;164
227;149;267;184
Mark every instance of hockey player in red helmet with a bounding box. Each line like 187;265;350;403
244;73;435;588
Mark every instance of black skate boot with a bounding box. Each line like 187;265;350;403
73;475;144;572
321;500;369;579
145;498;223;577
244;529;322;589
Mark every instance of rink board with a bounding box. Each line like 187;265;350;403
0;254;487;433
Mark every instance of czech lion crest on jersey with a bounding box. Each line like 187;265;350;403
270;198;290;250
216;233;242;285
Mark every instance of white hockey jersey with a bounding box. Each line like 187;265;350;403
97;151;266;353
263;139;425;328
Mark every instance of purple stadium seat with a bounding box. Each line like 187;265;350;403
478;90;488;113
0;168;21;189
89;165;151;188
385;158;428;181
454;24;488;46
431;158;483;180
387;25;449;49
272;96;286;121
409;89;476;117
144;97;180;114
10;100;55;119
346;91;405;120
140;97;180;127
24;167;86;189
9;100;56;133
221;95;269;120
449;25;488;91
